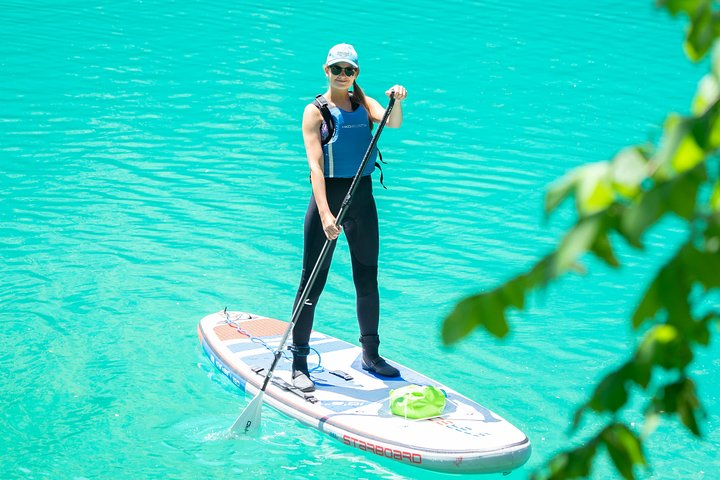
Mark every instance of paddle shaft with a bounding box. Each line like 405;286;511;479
259;93;397;392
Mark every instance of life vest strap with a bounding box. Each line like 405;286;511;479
313;94;335;146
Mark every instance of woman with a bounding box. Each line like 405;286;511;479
290;43;408;392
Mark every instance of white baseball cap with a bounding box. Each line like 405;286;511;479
326;43;359;68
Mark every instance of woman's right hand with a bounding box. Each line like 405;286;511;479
321;212;341;240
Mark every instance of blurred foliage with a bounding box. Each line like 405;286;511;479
442;1;720;478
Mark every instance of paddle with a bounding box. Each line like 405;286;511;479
230;92;397;435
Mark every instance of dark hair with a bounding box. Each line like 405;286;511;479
351;81;372;126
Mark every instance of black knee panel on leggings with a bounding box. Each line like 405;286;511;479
352;260;378;298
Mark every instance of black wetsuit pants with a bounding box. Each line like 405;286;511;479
292;176;380;346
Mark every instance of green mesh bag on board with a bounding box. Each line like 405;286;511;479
389;385;446;419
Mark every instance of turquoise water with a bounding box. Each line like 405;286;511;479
2;1;718;478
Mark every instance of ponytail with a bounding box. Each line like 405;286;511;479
351;81;372;126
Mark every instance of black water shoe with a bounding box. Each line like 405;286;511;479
359;334;400;377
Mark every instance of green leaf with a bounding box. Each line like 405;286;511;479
610;147;649;199
713;40;720;78
532;452;571;480
658;0;706;17
707;108;720;149
532;439;599;480
650;378;705;436
441;258;555;345
671;133;704;172
522;256;554;288
681;244;720;288
546;169;579;215
654;115;708;176
604;437;634;479
667;165;705;219
545;162;618;217
658;259;694;334
442;290;509;344
481;292;511;338
563;442;599;478
552;216;603;277
654;114;689;176
684;5;715;62
628;357;652;389
587;366;631;413
693;313;715;345
710;180;720;212
632;278;661;329
442;296;480;345
611;425;646;467
499;275;527;309
591;230;620;267
705;215;720;253
692;74;720;115
602;424;646;480
576;162;615;215
620;187;665;247
637;324;694;370
636;324;678;365
678;396;702;436
620;165;704;245
648;324;679;343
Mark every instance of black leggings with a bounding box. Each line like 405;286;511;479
292;176;380;346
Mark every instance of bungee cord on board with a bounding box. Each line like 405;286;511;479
222;308;324;373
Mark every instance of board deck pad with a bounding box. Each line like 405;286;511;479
199;311;531;474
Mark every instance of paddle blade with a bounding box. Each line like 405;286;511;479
229;392;264;435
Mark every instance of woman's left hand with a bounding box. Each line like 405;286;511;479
386;85;407;101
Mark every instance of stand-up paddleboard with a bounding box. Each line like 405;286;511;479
199;310;531;474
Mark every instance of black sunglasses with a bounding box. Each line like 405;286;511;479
329;65;357;76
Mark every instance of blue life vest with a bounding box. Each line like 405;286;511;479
319;100;377;178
